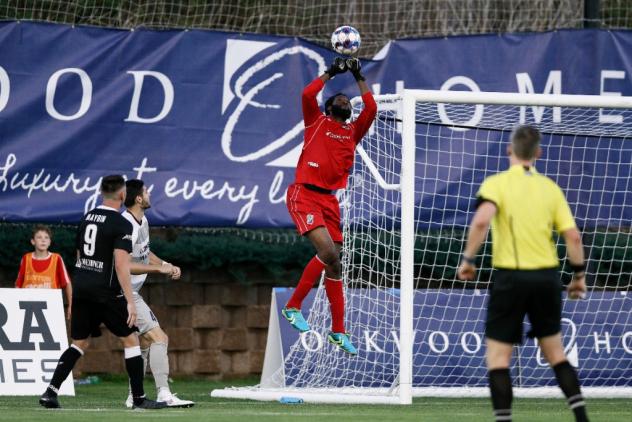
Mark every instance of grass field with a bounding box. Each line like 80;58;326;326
0;376;629;421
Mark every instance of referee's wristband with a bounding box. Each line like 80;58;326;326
462;255;476;265
570;263;586;273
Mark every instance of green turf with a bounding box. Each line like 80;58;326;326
0;377;629;421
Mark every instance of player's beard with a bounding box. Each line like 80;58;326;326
141;200;151;210
331;104;351;120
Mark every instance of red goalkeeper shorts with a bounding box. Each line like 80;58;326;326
286;183;342;243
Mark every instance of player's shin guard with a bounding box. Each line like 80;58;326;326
149;342;170;393
324;277;345;333
48;344;83;395
553;361;589;422
125;346;146;405
286;255;325;309
488;368;513;421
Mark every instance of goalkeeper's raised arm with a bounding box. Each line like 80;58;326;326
283;57;376;356
346;57;377;141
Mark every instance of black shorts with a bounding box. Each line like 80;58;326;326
485;268;562;344
71;296;137;340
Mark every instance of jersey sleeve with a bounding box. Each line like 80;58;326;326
114;218;133;253
302;78;325;127
131;223;139;246
75;218;85;251
14;254;27;288
553;186;577;233
54;254;70;289
123;213;140;245
476;176;502;208
353;91;378;144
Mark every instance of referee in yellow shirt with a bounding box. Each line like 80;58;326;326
458;125;588;422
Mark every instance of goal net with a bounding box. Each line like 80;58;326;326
212;90;632;403
0;1;587;57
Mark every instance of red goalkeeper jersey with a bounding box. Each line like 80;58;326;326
294;78;377;190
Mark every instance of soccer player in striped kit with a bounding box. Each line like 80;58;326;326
122;179;194;408
282;57;377;355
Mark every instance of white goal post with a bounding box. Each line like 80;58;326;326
211;89;632;404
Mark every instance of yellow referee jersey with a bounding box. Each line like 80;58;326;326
477;164;577;270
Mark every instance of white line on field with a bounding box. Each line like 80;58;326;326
35;408;189;414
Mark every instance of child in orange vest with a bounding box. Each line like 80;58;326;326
15;224;72;319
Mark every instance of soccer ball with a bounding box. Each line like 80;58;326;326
331;26;361;56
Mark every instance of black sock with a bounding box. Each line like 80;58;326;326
47;346;82;395
125;355;146;405
553;361;589;422
489;368;513;421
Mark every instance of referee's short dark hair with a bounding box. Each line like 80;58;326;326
125;179;145;208
100;175;126;196
511;125;541;160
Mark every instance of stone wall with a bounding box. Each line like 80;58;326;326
78;278;271;378
1;269;273;378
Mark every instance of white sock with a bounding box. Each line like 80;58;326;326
149;342;170;393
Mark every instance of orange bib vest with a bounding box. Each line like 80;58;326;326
22;253;62;289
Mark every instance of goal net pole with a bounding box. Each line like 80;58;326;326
405;89;632;108
399;91;417;405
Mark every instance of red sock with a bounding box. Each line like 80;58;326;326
324;277;345;333
286;255;325;309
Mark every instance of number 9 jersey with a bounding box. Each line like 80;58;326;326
74;205;133;302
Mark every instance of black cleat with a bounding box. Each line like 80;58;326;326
132;398;168;410
39;392;61;409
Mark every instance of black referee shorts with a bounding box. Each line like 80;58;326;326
71;296;137;340
485;268;562;344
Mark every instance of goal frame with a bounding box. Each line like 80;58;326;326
211;89;632;404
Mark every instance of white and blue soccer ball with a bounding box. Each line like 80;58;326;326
331;25;361;56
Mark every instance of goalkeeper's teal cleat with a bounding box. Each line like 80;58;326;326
328;332;358;355
281;307;310;333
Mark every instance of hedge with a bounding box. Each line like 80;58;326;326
1;223;629;288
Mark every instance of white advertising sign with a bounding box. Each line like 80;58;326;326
0;288;74;395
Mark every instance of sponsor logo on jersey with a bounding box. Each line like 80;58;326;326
79;258;104;272
325;130;352;142
308;161;319;168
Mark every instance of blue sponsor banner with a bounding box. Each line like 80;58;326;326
273;288;632;387
0;22;631;227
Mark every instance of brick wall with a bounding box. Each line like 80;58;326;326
1;268;273;378
77;277;271;378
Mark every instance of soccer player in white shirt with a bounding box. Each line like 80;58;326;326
122;179;194;408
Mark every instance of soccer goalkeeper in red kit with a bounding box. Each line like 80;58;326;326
283;57;377;355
